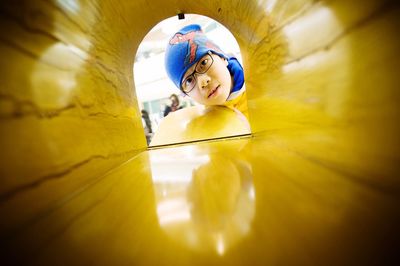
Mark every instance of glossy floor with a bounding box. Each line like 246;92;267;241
2;135;398;265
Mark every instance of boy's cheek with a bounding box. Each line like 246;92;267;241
191;93;208;105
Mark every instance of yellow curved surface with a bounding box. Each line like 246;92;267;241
0;0;399;265
150;105;250;146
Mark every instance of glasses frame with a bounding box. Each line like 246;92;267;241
181;51;214;94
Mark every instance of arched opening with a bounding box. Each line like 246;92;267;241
133;14;250;147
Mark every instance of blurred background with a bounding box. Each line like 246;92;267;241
134;14;242;145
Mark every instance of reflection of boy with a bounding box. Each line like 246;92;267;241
186;152;254;238
188;156;241;231
165;24;248;118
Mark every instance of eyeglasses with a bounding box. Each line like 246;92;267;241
181;52;214;93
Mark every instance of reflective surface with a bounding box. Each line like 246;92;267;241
150;140;255;255
1;136;398;265
150;105;251;146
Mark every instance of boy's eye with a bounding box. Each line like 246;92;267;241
198;59;208;69
184;76;194;87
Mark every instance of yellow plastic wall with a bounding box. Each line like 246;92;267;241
0;0;399;264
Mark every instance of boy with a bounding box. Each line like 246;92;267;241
164;24;248;118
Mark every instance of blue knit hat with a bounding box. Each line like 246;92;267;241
165;24;227;89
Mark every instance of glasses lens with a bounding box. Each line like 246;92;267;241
181;54;213;93
195;54;213;74
182;75;196;93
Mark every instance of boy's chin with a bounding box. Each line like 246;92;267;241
210;91;230;105
203;95;227;105
193;91;230;105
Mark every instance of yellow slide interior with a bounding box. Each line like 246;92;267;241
0;0;399;265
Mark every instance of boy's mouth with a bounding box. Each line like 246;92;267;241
207;85;219;98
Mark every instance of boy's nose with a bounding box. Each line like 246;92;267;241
197;74;210;89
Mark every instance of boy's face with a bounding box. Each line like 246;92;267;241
182;53;232;106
